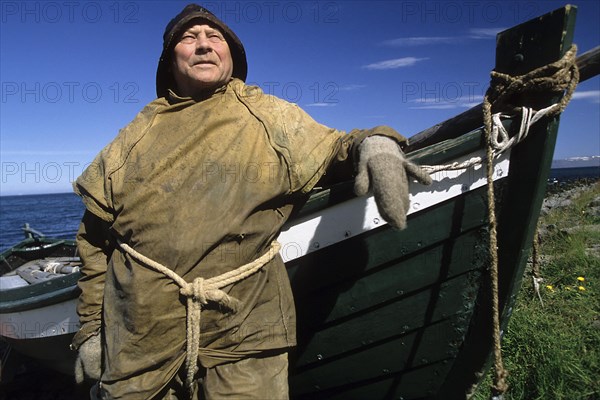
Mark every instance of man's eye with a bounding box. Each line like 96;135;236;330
180;35;195;43
207;33;224;43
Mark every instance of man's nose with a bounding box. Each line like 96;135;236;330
195;35;212;51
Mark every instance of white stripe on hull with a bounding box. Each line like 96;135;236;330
278;149;510;262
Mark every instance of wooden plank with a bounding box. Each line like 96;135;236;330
293;229;486;329
291;318;459;397
439;5;578;397
293;270;482;369
496;1;577;343
306;361;455;400
287;185;490;293
577;45;600;82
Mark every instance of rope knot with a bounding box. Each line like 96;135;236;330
117;240;281;399
180;278;209;305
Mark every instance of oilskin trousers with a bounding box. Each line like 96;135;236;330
158;351;289;400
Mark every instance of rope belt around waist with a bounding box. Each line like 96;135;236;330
117;240;281;395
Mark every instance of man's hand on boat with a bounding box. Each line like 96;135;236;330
74;332;102;383
355;135;432;230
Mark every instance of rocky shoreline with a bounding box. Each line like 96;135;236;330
538;178;600;261
542;178;600;214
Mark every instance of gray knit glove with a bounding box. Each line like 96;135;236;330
355;136;432;230
74;333;102;384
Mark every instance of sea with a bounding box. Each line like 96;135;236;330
1;166;599;252
0;192;85;252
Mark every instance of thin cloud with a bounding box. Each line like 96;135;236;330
305;102;337;107
363;57;428;70
382;36;456;47
461;102;483;109
409;103;458;110
413;95;484;104
409;95;484;110
382;28;503;48
1;150;94;156
338;84;367;91
572;90;600;103
468;28;506;39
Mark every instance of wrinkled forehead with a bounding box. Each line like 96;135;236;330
175;19;224;39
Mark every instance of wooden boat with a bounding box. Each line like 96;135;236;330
286;6;594;398
1;5;598;398
0;226;81;375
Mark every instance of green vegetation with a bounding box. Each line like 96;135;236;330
473;181;600;400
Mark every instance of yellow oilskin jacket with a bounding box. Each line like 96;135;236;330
72;78;406;398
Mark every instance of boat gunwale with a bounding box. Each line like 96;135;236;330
1;238;82;313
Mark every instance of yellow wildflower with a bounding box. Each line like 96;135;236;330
546;285;554;292
577;277;585;282
578;286;586;292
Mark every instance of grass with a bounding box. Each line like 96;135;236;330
473;181;600;400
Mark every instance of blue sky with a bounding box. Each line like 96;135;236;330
1;0;599;195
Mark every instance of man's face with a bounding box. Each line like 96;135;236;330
171;23;233;96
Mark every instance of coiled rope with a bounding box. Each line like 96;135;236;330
482;45;579;399
117;240;281;397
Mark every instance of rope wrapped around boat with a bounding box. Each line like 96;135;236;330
117;240;281;397
482;45;579;398
421;45;579;175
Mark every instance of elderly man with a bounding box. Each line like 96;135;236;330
71;4;430;399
